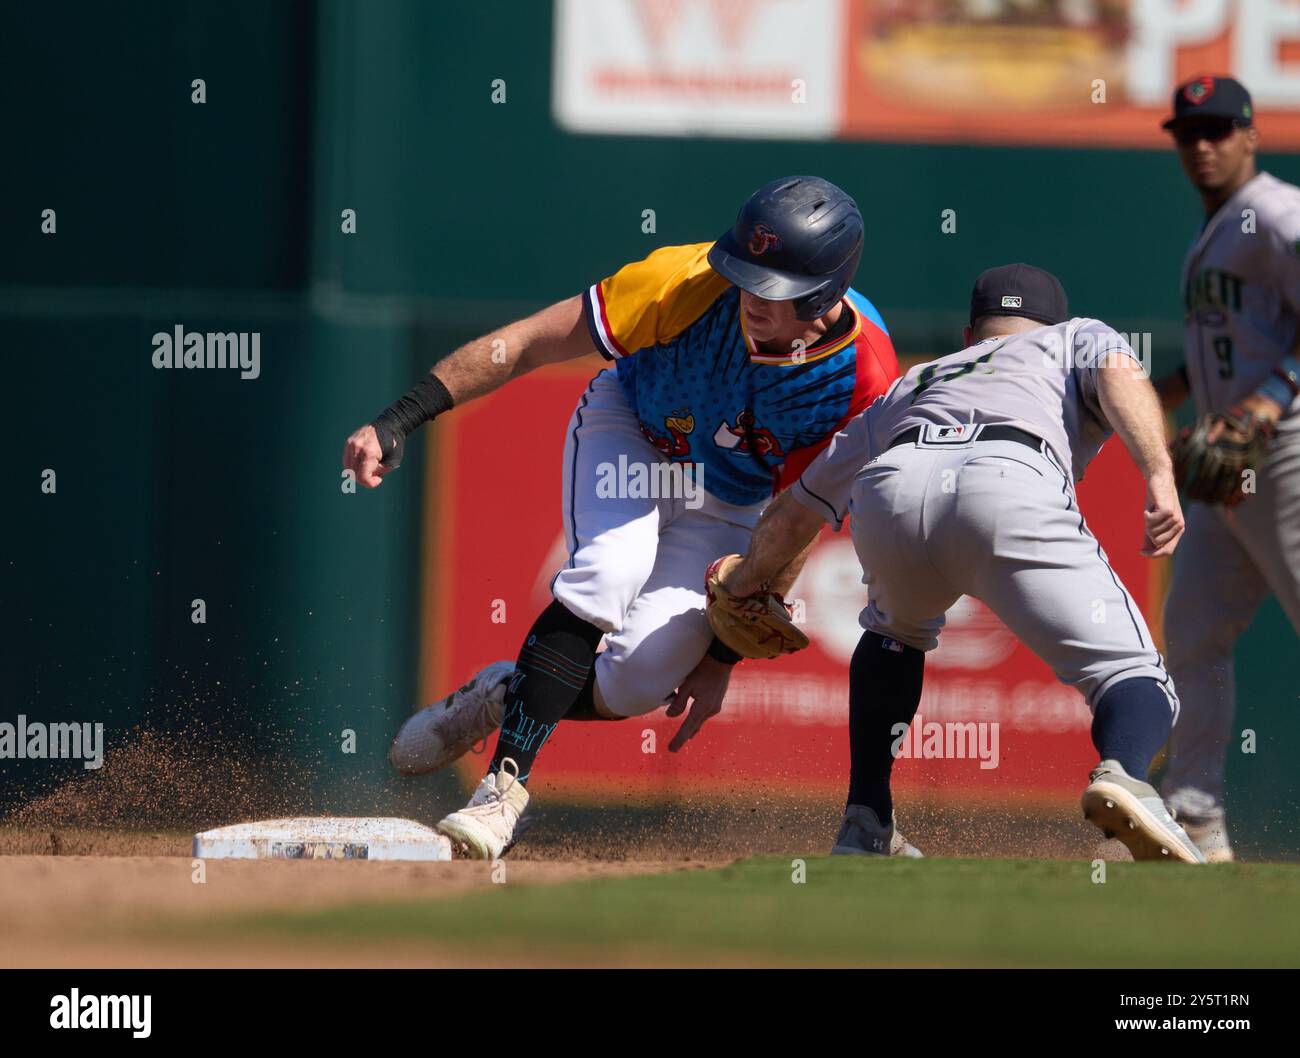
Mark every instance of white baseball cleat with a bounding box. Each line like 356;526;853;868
388;661;513;775
830;805;924;858
1081;760;1206;864
436;758;530;860
1165;788;1235;863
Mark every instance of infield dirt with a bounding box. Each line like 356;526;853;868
3;728;1291;968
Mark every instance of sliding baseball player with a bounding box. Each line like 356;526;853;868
345;176;902;858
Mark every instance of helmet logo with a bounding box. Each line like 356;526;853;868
748;223;780;256
1184;77;1214;105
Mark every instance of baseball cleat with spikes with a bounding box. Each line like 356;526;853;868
830;804;924;858
437;758;530;861
1082;760;1206;864
388;661;513;775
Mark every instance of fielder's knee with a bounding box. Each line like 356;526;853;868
1088;666;1179;720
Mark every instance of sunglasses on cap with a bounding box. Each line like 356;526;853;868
1170;120;1239;147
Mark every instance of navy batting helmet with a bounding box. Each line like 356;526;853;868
708;176;864;321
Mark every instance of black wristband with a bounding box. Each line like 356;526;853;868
371;375;454;467
707;636;743;666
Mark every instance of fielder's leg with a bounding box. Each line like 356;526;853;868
834;447;964;856
929;442;1202;862
1161;502;1270;861
1167;432;1300;860
831;630;927;857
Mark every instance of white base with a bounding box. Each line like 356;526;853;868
193;816;453;861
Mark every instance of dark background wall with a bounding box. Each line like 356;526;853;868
5;1;1295;850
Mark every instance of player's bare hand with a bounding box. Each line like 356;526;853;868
1142;470;1184;557
717;555;762;598
343;423;392;489
666;654;733;752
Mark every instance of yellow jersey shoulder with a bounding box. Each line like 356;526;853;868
584;242;730;358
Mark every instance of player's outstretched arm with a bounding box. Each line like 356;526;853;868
666;495;822;752
343;295;595;488
722;490;826;596
430;293;595;405
1097;359;1185;557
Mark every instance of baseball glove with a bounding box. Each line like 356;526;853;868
1170;410;1274;506
704;554;809;660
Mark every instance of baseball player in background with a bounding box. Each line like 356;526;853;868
343;177;901;859
1153;77;1300;862
697;264;1207;863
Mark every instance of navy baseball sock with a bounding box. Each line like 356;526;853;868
565;668;619;721
847;631;926;823
489;600;605;784
1090;677;1175;782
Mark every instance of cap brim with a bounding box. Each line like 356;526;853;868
1162;115;1247;132
707;232;824;301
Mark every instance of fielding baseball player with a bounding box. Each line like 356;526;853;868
697;264;1207;863
1153;77;1300;862
344;177;901;859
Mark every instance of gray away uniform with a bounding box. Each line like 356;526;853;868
1164;171;1300;817
793;317;1177;713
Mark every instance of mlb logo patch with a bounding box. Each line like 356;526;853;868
880;637;905;653
1001;295;1022;309
917;422;976;447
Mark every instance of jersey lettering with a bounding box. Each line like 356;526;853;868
911;348;998;404
1185;267;1244;315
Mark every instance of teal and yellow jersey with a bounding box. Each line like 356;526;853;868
582;242;900;507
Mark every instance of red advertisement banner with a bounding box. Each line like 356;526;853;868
424;364;1156;801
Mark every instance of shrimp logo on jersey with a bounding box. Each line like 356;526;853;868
640;410;694;458
712;408;785;458
748;224;780;256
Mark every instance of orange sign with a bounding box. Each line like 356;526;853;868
842;1;1300;148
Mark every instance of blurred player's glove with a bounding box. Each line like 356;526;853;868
1171;410;1274;506
704;554;809;660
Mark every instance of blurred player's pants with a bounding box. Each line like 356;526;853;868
552;369;764;717
846;434;1176;711
1162;428;1300;810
